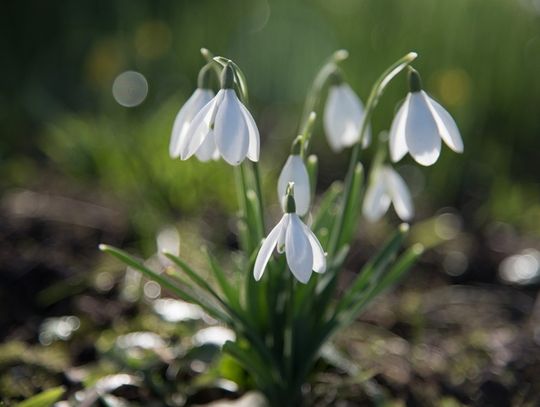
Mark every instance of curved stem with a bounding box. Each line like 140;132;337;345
327;52;418;258
300;49;349;128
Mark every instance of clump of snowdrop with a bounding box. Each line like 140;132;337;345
102;49;463;407
323;70;370;151
390;68;463;166
177;63;260;165
255;184;325;284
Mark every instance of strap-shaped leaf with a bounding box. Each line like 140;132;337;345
338;244;423;326
306;154;318;204
334;162;364;249
311;181;343;248
16;386;65;407
223;341;280;392
246;189;264;244
204;248;242;312
335;223;409;314
100;245;229;322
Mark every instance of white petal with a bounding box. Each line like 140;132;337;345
277;155;311;216
300;222;326;273
276;214;289;253
180;97;217;160
285;215;313;284
170;89;214;158
389;96;410;163
362;169;391;222
253;216;287;281
239;103;260;162
424;92;464;153
214;89;249;166
404;92;441;166
195;129;219;162
383;166;414;221
324;84;364;152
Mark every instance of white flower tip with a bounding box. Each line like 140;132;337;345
98;244;108;251
334;49;349;61
407;51;418;60
297;277;310;284
412;243;424;255
399;223;410;233
389;151;401;163
414;154;439;166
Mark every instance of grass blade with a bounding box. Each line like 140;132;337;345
16;387;65;407
100;245;229;322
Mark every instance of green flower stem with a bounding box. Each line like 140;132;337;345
299;111;317;159
200;47;222;81
300;49;349;127
251;161;266;233
327;51;418;258
234;165;252;253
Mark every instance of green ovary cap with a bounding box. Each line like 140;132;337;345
220;63;235;89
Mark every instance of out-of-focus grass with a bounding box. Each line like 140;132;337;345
40;98;239;244
2;0;540;238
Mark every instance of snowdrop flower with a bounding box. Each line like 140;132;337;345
254;185;326;284
180;63;260;165
277;140;310;216
169;67;215;160
362;165;413;222
389;68;463;166
323;72;370;152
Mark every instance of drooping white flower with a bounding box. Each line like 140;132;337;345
389;69;463;166
362;165;413;222
324;80;370;152
169;88;215;159
277;153;310;216
179;64;260;166
254;187;326;284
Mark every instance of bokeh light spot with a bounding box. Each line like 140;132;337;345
112;70;148;107
499;249;540;285
431;68;471;107
434;212;462;240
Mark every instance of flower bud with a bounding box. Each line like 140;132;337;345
407;67;422;93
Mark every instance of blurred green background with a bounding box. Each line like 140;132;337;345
1;0;540;404
2;0;539;246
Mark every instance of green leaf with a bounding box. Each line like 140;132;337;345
164;252;221;300
223;341;282;395
246;189;264;244
16;387;65;407
306;154;318;203
335;162;364;249
100;245;229;322
366;243;424;300
205;248;242;312
335;224;409;314
311;181;343;246
339;243;423;326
